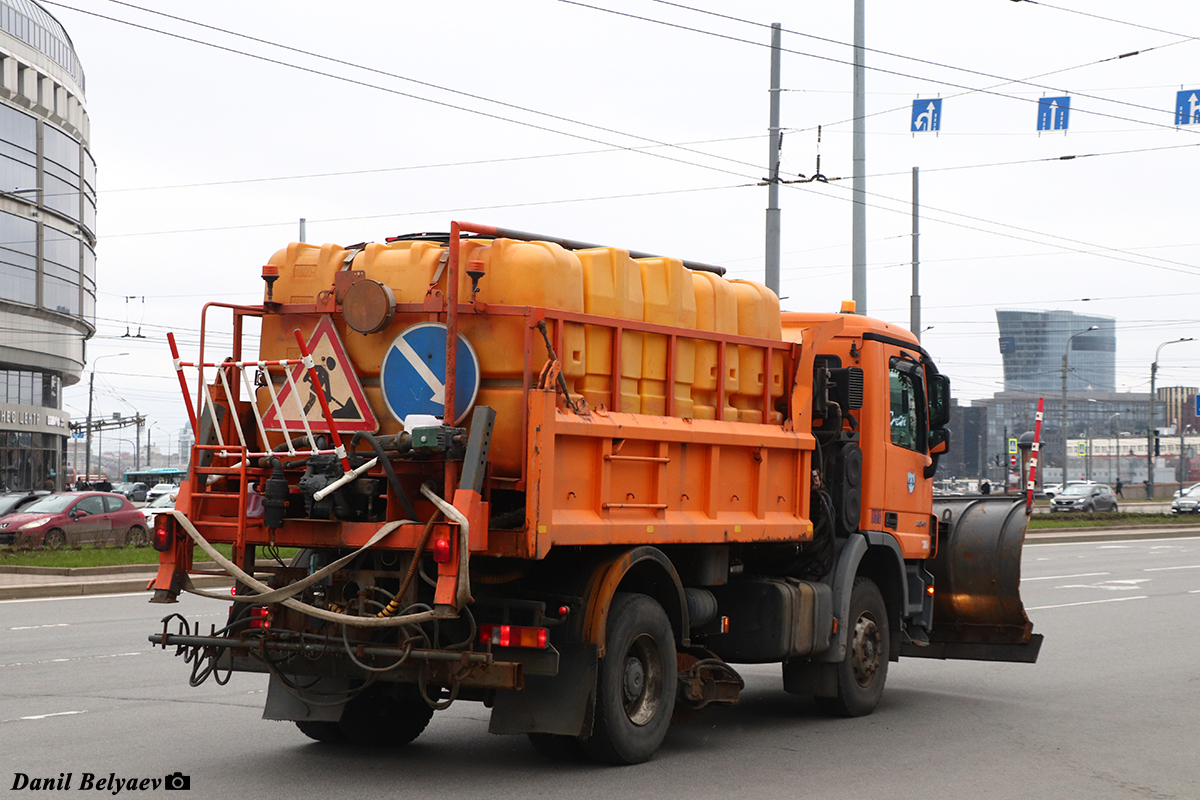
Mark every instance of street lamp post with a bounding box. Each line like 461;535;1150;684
1148;337;1194;499
1061;326;1098;484
84;353;128;485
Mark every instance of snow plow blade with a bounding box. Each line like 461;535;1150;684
902;496;1043;663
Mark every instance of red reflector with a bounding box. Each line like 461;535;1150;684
479;624;549;649
431;536;452;563
558;605;570;617
151;516;174;551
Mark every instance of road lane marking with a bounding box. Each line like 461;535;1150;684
0;652;144;669
5;711;87;722
1027;595;1148;610
7;623;70;631
1023;572;1110;581
1056;579;1149;591
1144;564;1200;572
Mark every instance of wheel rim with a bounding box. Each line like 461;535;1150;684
849;611;882;688
620;633;663;727
45;530;65;549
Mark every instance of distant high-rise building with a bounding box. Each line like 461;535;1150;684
996;309;1115;395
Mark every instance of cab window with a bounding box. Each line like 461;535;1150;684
889;358;925;452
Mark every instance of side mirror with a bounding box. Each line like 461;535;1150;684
928;427;950;455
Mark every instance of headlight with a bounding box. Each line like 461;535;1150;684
19;519;47;530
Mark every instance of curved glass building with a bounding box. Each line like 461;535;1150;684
0;0;92;491
996;309;1115;395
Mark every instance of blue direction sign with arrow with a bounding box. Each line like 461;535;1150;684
1037;96;1071;131
1176;89;1200;125
910;99;942;132
380;322;480;426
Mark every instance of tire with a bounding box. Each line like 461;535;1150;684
527;733;588;761
43;529;66;549
125;526;148;547
1111;504;1119;513
296;684;433;746
1083;503;1094;513
815;577;889;718
581;592;677;765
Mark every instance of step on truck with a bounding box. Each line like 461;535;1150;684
148;222;1041;764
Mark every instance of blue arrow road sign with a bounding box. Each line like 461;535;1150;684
1176;90;1200;125
380;322;480;426
1037;96;1071;131
910;99;942;132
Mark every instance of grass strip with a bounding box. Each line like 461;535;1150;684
1028;512;1200;529
0;544;299;569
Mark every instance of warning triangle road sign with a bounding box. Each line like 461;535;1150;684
261;316;378;433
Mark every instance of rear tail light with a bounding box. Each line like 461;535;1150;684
431;534;452;563
249;606;271;630
480;624;548;649
152;515;175;551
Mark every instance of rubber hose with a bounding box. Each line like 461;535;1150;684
351;430;419;521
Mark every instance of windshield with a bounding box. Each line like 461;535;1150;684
1184;485;1200;497
0;495;30;515
147;493;177;508
22;494;76;513
1061;485;1092;497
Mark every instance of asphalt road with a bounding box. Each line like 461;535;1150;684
2;536;1198;800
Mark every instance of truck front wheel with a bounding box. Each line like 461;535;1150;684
582;592;677;764
816;577;889;717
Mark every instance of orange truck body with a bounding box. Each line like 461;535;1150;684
148;223;1040;764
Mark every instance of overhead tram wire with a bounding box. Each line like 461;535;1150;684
96;136;765;196
780;178;1200;279
42;1;761;184
1012;1;1200;41
97;183;754;240
647;0;1199;124
84;0;775;176
558;0;1200;136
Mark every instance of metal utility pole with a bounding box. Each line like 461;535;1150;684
851;0;867;314
910;166;920;340
764;23;782;296
1061;326;1097;483
1148;337;1194;499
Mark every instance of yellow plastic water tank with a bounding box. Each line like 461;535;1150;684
729;279;784;424
260;241;352;366
637;256;696;417
576;247;644;413
691;271;739;421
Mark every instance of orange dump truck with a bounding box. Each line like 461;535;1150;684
149;222;1041;764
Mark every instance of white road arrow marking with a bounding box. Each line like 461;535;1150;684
395;337;446;405
1189;93;1200;123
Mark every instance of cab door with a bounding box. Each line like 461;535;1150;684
883;356;933;557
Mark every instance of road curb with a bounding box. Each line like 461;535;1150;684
0;574;232;600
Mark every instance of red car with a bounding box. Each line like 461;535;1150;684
0;492;149;548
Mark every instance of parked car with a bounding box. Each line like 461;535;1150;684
1173;482;1200;498
1171;484;1200;513
0;491;49;523
0;492;149;547
1050;483;1119;513
1043;480;1099;499
141;491;179;530
112;482;149;502
146;483;178;501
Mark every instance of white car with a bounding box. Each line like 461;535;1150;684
141;491;178;529
1044;480;1098;499
146;483;178;501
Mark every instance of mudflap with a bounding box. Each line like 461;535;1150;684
901;496;1043;663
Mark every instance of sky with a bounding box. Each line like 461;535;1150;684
47;0;1200;449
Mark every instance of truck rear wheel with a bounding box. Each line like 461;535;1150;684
816;577;888;718
296;684;434;746
582;592;676;765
